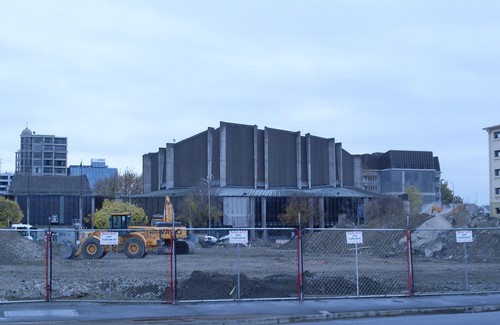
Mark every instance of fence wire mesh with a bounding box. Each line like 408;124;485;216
410;228;500;295
301;228;409;298
3;225;500;304
48;228;172;303
0;229;47;302
174;228;298;302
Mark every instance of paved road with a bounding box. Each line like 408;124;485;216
1;294;500;324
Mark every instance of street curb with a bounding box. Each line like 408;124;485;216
103;304;500;324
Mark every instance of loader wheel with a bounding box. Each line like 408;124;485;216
82;237;104;259
124;237;146;259
176;240;191;255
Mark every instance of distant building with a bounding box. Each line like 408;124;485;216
137;122;441;228
68;159;118;191
0;172;14;194
353;151;441;204
484;124;500;218
8;175;94;226
15;127;68;176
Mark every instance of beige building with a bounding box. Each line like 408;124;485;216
484;124;500;218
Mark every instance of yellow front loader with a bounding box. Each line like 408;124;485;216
73;197;193;259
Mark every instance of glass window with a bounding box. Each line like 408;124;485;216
43;137;53;144
496;150;500;158
44;152;53;158
54;145;66;152
494;131;500;139
54;138;66;145
496;169;500;177
44;145;53;150
55;153;66;159
496;188;500;195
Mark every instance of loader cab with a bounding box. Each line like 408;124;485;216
109;213;131;236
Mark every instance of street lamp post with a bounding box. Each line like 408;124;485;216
443;179;455;208
201;175;214;229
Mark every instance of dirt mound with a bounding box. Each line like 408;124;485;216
0;231;46;263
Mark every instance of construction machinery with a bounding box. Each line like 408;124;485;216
72;196;193;259
431;205;443;215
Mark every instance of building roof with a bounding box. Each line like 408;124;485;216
133;186;377;199
360;150;439;171
21;127;32;137
484;124;500;132
9;175;92;195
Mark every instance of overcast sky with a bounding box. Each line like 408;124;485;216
1;1;498;205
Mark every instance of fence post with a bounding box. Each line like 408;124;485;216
168;229;176;304
405;229;414;297
45;230;52;302
297;228;303;300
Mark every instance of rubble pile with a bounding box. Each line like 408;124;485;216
0;230;46;263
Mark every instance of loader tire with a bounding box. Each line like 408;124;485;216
82;237;104;259
124;237;146;258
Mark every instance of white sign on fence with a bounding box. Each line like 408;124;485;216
346;231;363;244
456;230;473;243
229;230;248;245
100;232;119;245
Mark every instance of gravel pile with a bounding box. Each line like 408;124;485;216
0;230;46;263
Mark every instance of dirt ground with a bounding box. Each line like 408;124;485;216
2;205;500;303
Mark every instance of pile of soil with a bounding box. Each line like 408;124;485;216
0;231;46;263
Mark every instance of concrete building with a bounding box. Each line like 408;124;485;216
15;127;68;176
68;158;118;191
353;151;441;204
7;175;95;226
139;122;437;228
0;172;14;194
484;124;500;218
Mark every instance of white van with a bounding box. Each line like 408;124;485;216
10;223;37;240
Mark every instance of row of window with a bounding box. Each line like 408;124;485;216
31;137;67;145
32;152;67;159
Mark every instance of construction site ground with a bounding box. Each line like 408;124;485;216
1;203;500;302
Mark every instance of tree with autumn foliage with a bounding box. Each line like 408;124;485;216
278;196;317;227
90;200;148;229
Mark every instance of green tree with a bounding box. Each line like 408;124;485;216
405;186;423;215
364;196;405;227
93;168;143;197
90;200;148;229
0;196;24;228
440;181;454;205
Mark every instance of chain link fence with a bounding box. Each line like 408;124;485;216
410;227;500;295
174;228;299;302
0;229;47;302
2;226;500;304
301;228;410;298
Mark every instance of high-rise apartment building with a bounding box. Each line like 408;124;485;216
484;124;500;218
15;127;68;176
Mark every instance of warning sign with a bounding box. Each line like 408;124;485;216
346;231;363;244
100;232;119;245
229;230;248;245
456;230;473;243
